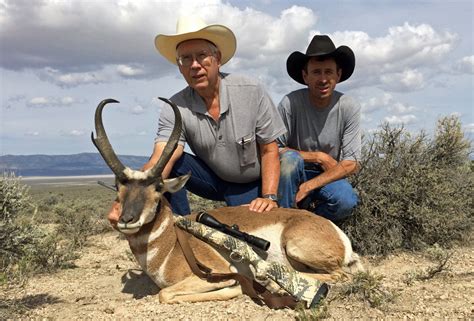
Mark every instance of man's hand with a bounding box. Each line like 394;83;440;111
294;159;358;205
108;201;121;229
247;197;278;213
314;152;338;171
295;181;312;204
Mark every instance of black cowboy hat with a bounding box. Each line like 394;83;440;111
286;35;355;85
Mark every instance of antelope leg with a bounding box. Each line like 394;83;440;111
158;276;242;304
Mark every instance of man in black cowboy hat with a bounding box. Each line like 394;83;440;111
277;35;361;223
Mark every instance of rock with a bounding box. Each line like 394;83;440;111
104;307;114;314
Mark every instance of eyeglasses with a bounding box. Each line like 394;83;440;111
176;50;214;68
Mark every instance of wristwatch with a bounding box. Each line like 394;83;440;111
262;194;278;203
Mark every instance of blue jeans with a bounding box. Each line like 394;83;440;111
278;150;358;222
166;153;261;215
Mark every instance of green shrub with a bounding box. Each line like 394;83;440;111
340;271;396;308
343;116;473;255
403;244;453;285
1;172;31;222
295;298;330;320
54;202;104;249
0;174;79;285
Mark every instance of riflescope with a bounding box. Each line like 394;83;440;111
196;212;271;251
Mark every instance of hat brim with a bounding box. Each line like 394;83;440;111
155;25;236;66
287;46;355;84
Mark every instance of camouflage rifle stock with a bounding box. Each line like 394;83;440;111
175;216;329;308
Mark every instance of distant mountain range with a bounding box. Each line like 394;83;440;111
0;153;149;176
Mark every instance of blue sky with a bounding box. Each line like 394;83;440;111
1;0;473;156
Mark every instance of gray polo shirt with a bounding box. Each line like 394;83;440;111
277;89;361;162
156;73;286;183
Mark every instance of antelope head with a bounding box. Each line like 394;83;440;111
91;97;189;234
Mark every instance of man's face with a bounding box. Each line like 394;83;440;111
302;58;341;107
176;39;221;92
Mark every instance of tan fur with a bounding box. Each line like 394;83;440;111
119;195;362;304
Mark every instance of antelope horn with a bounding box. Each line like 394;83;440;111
147;97;182;179
91;99;127;182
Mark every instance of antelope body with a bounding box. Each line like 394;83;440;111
92;98;362;304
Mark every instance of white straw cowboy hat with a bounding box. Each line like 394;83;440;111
155;16;237;66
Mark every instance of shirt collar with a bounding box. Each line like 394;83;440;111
187;73;229;116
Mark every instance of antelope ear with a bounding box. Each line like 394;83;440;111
162;173;191;193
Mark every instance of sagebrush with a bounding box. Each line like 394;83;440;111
342;116;473;255
0;175;109;285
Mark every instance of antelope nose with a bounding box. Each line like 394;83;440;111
119;212;134;224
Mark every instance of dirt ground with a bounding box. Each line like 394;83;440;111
4;232;473;320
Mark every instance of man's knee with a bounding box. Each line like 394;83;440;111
280;150;304;177
335;193;358;220
169;152;190;177
338;189;358;212
316;182;358;221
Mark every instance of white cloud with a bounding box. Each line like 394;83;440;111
361;93;393;113
28;97;49;106
37;64;157;87
117;64;146;77
57;73;103;87
360;92;416;115
389;102;416;114
131;105;145;115
380;69;425;91
334;23;456;68
61;129;85;136
332;23;457;91
25;131;40;136
453;55;474;74
26;95;82;108
464;123;474;134
384;114;417;125
39;67;107;87
251;5;317;53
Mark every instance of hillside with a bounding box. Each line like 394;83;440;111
0;153;149;176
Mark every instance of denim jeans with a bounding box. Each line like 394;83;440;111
166;152;261;215
278;150;358;222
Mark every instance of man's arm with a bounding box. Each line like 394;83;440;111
295;155;358;204
248;141;280;213
145;142;184;178
296;150;338;171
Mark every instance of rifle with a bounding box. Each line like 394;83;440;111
175;215;329;308
197;212;270;251
97;180;117;191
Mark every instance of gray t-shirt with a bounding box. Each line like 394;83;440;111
156;73;286;183
277;89;361;161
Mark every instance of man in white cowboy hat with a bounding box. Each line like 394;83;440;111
276;35;361;223
107;16;286;219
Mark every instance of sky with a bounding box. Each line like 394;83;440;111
1;0;473;157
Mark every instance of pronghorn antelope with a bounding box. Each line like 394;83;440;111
92;98;362;305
